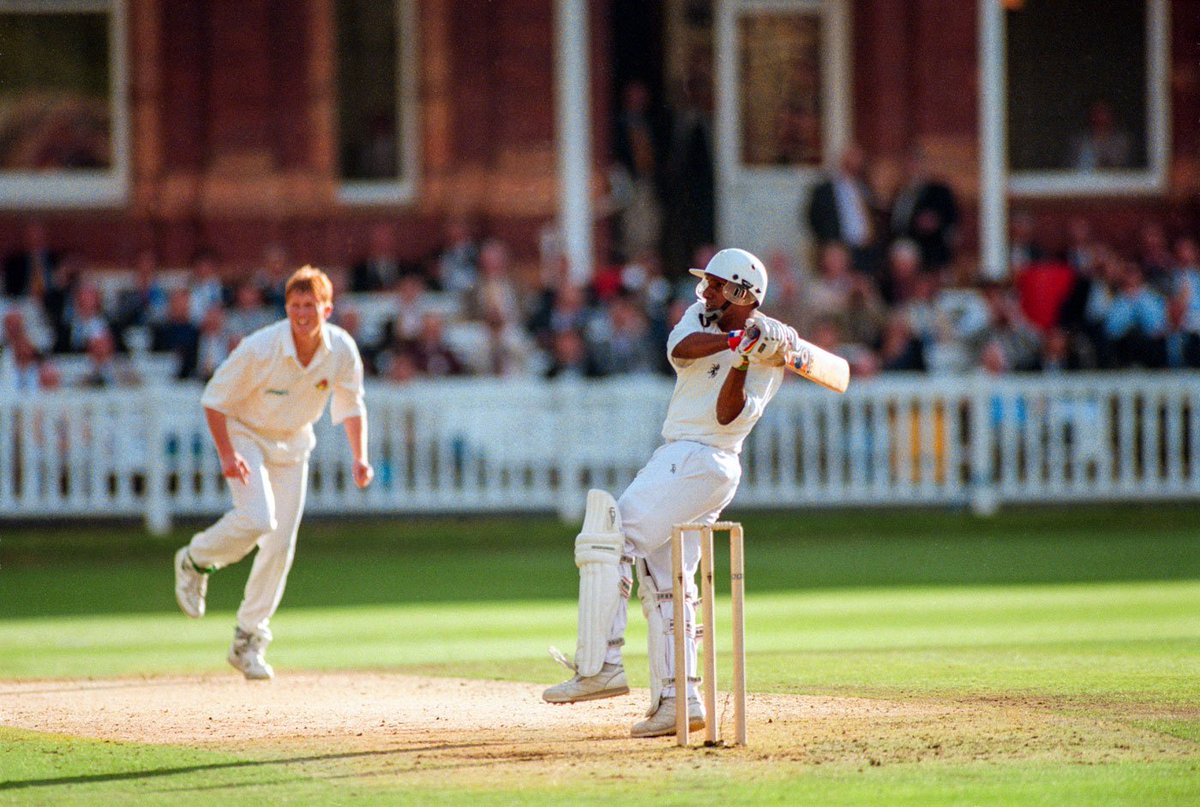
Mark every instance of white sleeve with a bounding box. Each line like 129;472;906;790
330;338;366;425
199;335;259;415
666;302;708;369
732;369;782;425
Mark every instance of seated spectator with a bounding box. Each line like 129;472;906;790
407;311;465;378
1064;215;1100;274
430;214;480;295
256;242;292;313
482;306;535;378
1008;209;1045;275
152;288;201;380
0;302;53;356
37;359;62;391
196;306;235;381
841;272;888;350
762;248;808;335
383;350;420;384
333;305;378;375
1137;219;1174;296
1032;327;1086;373
114;248;170;335
40;251;83;341
80;330;137;388
616;251;670;306
977;281;1041;372
878;312;925;372
528;283;595;351
590;255;626;303
806;241;856;323
225;281;274;340
810;317;875;380
55;283;112;354
1168;236;1200;366
1015;258;1074;333
351;222;405;292
0;333;43;391
1103;262;1167;368
188;249;227;323
381;274;432;348
978;338;1012;376
593;292;657;376
879;238;923;307
1062;243;1120;360
469;238;521;322
2;306;28;349
904;273;975;375
544;327;603;380
2;220;57;298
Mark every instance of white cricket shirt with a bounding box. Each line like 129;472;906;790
661;301;784;453
201;319;365;458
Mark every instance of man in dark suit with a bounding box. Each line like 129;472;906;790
152;288;201;380
2;220;57;298
889;147;960;273
804;144;882;276
350;222;404;292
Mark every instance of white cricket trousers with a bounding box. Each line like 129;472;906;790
608;440;740;699
187;429;309;638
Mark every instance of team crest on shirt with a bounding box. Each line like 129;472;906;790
315;378;329;391
707;364;720;378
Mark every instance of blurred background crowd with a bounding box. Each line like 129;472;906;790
3;183;1196;394
0;2;1196;396
1;72;1197;393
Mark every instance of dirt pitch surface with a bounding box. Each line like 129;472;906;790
2;672;1193;786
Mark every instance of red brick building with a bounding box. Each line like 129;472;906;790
0;0;1196;280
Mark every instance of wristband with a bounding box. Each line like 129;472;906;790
733;359;749;372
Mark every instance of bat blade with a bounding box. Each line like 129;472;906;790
785;339;851;393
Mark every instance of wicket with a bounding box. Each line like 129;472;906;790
670;521;746;747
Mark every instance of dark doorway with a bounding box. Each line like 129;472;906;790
610;0;665;117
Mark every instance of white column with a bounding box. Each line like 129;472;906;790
978;0;1008;281
555;0;594;285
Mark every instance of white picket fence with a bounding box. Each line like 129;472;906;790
2;373;1199;534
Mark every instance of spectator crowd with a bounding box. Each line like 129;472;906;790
2;142;1198;394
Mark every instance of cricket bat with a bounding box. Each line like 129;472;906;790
727;326;851;393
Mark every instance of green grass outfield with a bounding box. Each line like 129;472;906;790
1;504;1198;805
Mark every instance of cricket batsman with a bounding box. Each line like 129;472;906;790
543;247;802;737
173;265;373;680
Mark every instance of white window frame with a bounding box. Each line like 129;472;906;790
336;0;421;206
0;0;129;209
1006;0;1170;198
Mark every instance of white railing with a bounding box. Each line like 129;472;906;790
2;373;1200;533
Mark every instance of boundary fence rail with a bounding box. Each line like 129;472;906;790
2;372;1198;533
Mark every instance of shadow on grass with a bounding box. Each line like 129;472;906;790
0;741;496;791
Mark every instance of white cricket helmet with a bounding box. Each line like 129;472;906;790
689;247;768;306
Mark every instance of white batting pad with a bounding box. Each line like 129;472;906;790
637;559;673;712
573;489;626;677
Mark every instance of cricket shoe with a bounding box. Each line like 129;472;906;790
174;547;209;619
630;696;705;738
542;662;629;703
228;628;274;680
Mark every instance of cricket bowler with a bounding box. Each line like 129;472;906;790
173;265;373;680
544;248;803;737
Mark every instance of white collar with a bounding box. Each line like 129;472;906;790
282;321;331;363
